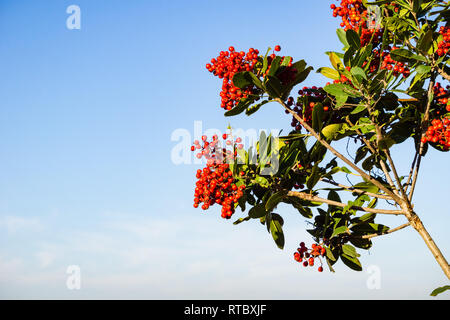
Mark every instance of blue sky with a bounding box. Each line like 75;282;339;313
0;0;448;299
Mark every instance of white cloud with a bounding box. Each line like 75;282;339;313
0;212;447;299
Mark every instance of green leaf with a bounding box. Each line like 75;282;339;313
337;28;349;48
245;99;272;116
321;123;344;140
270;215;285;249
233;216;251;225
306;163;321;190
349;237;373;249
324;83;360;98
329;52;344;70
284;196;313;218
355;146;369;164
326;246;338;262
249;204;267;219
351;104;367;114
328;189;342;203
346;29;361;50
342;244;360;258
254;176;269;188
412;0;422;13
317;67;340;80
415;65;431;75
390;49;427;63
351;223;390;235
265;75;283;98
341;253;362;271
312;103;324;132
351;212;376;224
265;190;288;212
224;95;258;117
292;66;314;87
267;56;282;77
292;60;307;73
430;285;450;297
331;225;348;238
417;29;434;53
351;66;367;83
232;71;263;90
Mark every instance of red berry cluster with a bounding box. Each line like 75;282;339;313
433;82;450;112
379;47;411;77
191;134;244;161
330;0;383;46
331;0;365;30
206;46;260;111
422;117;450;150
192;134;246;219
293;242;326;272
290;87;329;131
330;1;412;78
437;26;450;57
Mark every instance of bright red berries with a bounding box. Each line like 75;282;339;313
437;26;450;57
206;47;260;111
330;0;383;46
433;82;450;112
293;242;326;272
379;46;411;77
330;1;410;78
274;45;281;52
191;134;247;219
422;117;450;151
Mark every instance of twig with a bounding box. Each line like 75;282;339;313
354;222;411;239
287;191;404;215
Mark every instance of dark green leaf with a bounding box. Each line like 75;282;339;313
270;215;285;249
249;204;267;219
265;75;283;98
312;103;325;132
265;190;288;212
341;253;362;271
224;95;258;117
390;49;427;63
346;29;361;50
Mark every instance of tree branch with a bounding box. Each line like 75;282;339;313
287;191;404;215
437;66;450;81
409;74;436;201
276;98;403;204
354;222;410;239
